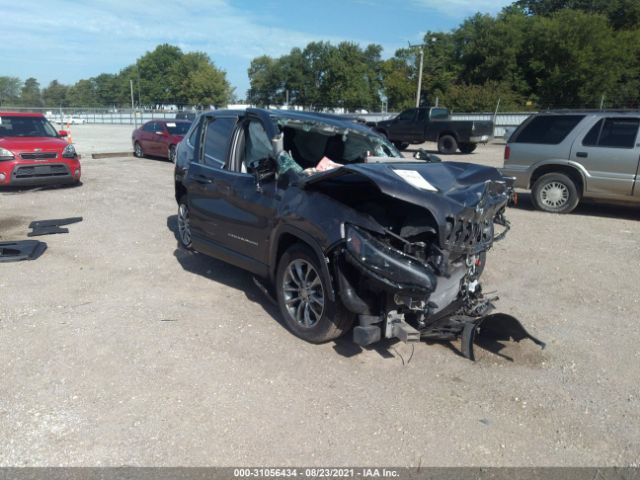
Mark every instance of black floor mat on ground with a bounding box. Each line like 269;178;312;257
27;217;82;237
0;240;47;262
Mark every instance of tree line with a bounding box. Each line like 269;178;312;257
247;0;640;111
0;44;233;110
2;0;639;112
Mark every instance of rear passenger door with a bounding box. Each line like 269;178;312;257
570;116;640;197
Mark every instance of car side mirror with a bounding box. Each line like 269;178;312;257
248;156;277;185
414;149;442;163
58;130;68;137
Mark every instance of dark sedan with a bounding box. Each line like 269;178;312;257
132;119;191;162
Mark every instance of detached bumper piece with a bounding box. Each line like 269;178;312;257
28;217;83;237
0;240;47;263
423;313;545;361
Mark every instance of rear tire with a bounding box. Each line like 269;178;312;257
532;173;580;213
459;142;477;154
276;244;353;343
134;142;144;158
393;141;409;150
168;144;177;163
437;134;458;154
177;199;193;249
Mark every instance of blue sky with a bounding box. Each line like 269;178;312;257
1;0;512;99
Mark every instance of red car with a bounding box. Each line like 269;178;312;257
0;112;81;187
132;119;191;162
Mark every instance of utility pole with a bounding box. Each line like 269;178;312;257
130;80;136;128
408;42;425;108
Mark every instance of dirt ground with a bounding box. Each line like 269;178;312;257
1;125;639;466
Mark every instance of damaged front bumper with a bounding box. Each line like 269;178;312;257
335;219;542;360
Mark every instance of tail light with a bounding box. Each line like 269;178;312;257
504;145;511;161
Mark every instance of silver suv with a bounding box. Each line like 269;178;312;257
502;111;640;213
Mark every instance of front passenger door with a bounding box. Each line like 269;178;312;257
388;109;417;142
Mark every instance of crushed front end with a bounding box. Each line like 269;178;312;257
330;175;541;359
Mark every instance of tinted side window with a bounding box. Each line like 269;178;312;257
598;118;639;148
142;122;155;132
582;119;603;146
430;108;449;119
513;115;585;144
187;121;200;147
203;117;235;166
582;118;639;148
397;109;416;122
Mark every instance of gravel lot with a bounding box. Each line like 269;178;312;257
1;124;639;466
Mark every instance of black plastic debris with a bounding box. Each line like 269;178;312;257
28;217;82;237
462;313;546;361
0;240;47;262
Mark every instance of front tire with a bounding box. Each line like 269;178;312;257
437;134;458;154
276;244;353;343
393;141;409;150
134;141;144;158
532;173;580;213
177;199;193;249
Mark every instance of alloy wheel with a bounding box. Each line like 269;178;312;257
282;259;325;328
177;203;191;247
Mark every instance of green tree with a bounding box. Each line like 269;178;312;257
93;73;120;107
521;10;624;107
20;77;43;107
440;81;526;111
182;61;232;107
135;44;183;105
171;52;232;107
247;55;283;106
247;41;383;110
0;76;21;106
381;56;415;111
67;79;99;107
42;80;69;107
515;0;640;30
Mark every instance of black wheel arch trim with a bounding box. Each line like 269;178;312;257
269;225;336;302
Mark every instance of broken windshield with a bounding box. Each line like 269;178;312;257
274;118;402;176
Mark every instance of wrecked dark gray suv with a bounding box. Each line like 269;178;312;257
174;108;541;358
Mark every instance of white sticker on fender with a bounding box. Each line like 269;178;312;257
393;169;438;191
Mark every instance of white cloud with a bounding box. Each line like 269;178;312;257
1;0;390;93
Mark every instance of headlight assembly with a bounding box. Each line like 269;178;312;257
345;224;436;292
62;144;77;158
0;147;15;161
